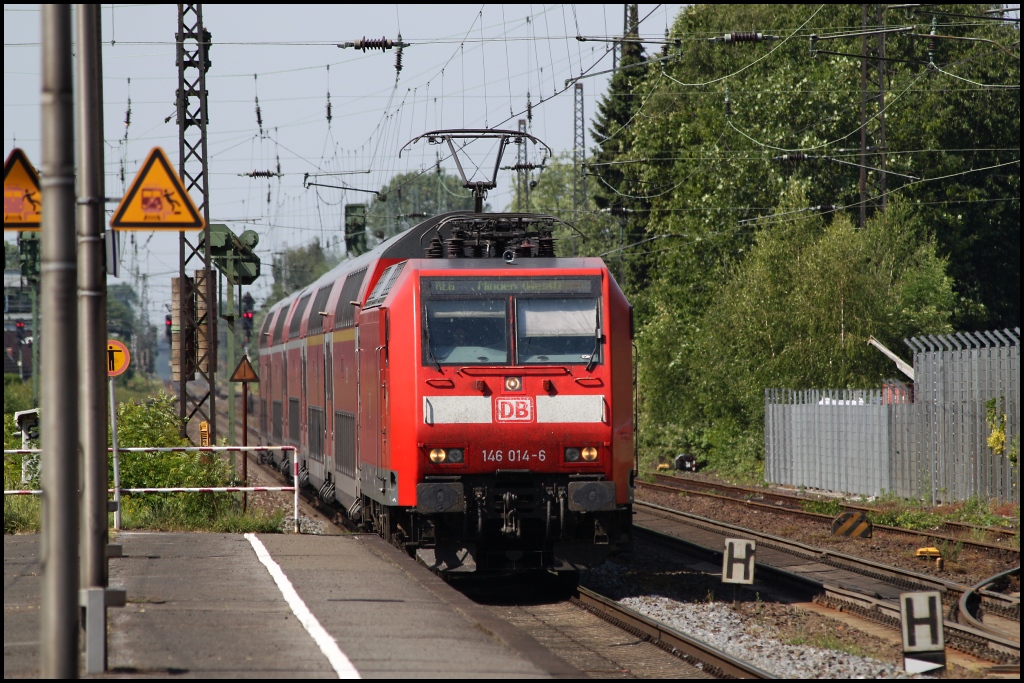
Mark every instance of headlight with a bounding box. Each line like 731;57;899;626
565;447;580;462
429;448;447;463
582;446;598;462
447;448;464;463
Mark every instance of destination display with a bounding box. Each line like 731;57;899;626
423;276;597;297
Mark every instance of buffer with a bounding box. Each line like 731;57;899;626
110;147;204;230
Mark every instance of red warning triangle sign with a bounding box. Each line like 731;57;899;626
110;147;205;230
230;355;259;383
4;148;42;231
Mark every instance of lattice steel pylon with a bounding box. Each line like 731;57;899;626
573;82;586;232
859;3;888;228
175;4;216;441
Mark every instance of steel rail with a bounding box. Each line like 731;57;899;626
644;475;1019;555
634;501;1021;663
958;567;1021;642
573;587;775;679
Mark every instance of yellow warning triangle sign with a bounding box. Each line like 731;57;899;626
4;148;42;231
230;355;260;383
110;147;205;230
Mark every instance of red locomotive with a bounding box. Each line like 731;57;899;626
257;209;634;573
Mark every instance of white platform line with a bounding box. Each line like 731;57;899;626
244;533;360;679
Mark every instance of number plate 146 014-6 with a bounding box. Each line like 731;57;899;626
482;449;547;463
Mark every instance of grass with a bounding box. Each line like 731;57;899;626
800;498;844;516
3;494;41;534
117;498;285;533
786;632;871;658
866;491;1020;533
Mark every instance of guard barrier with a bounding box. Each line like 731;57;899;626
4;446;302;533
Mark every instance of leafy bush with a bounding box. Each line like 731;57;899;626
801;499;843;517
3;374;34;415
114;394;236;527
4;413;41;533
5;394;284;533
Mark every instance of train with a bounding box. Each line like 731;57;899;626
257;210;635;573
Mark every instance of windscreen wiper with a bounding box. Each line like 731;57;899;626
423;312;442;371
585;328;603;372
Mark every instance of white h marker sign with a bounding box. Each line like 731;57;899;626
900;591;946;674
722;538;756;584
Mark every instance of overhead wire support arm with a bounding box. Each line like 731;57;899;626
576;35;681;46
565;51;679;86
890;5;1021;23
303;173;384;200
772;153;919;180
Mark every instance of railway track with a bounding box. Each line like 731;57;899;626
644;474;1020;556
634;500;1020;664
208;404;775;677
570;587;772;678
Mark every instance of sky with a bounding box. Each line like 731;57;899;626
4;4;683;326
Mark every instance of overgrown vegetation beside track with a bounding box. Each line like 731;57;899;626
4;393;283;534
802;492;1020;542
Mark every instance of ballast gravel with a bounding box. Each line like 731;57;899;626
583;563;923;679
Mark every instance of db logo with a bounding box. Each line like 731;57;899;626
495;397;534;422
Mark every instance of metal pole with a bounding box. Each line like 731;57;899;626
75;0;107;581
31;287;40;403
242;380;248;513
39;5;79;677
76;4;109;673
110;376;122;530
227;274;235;454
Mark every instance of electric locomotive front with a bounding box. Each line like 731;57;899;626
374;250;634;573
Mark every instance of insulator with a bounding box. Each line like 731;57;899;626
446;234;465;258
537;233;555;258
724;92;732;118
124;100;131;129
779;153;808;162
515;240;533;258
928;18;938;63
326;94;332;124
255;98;263;135
426;235;445;258
526;93;533;123
353;37;393;52
469;242;484;258
395;34;404;75
245;170;277;178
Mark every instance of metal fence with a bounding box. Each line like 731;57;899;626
766;329;1019;503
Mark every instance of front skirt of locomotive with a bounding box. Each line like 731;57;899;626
412;472;632;573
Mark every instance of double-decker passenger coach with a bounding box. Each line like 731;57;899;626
258;210;634;573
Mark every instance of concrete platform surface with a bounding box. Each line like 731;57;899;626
4;532;578;679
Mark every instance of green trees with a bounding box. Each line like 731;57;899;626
364;168;476;243
266;238;340;307
596;4;1017;476
589;4;652;294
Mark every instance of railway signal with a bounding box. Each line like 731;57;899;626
241;294;255;344
204;223;261;286
165;314;173;345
